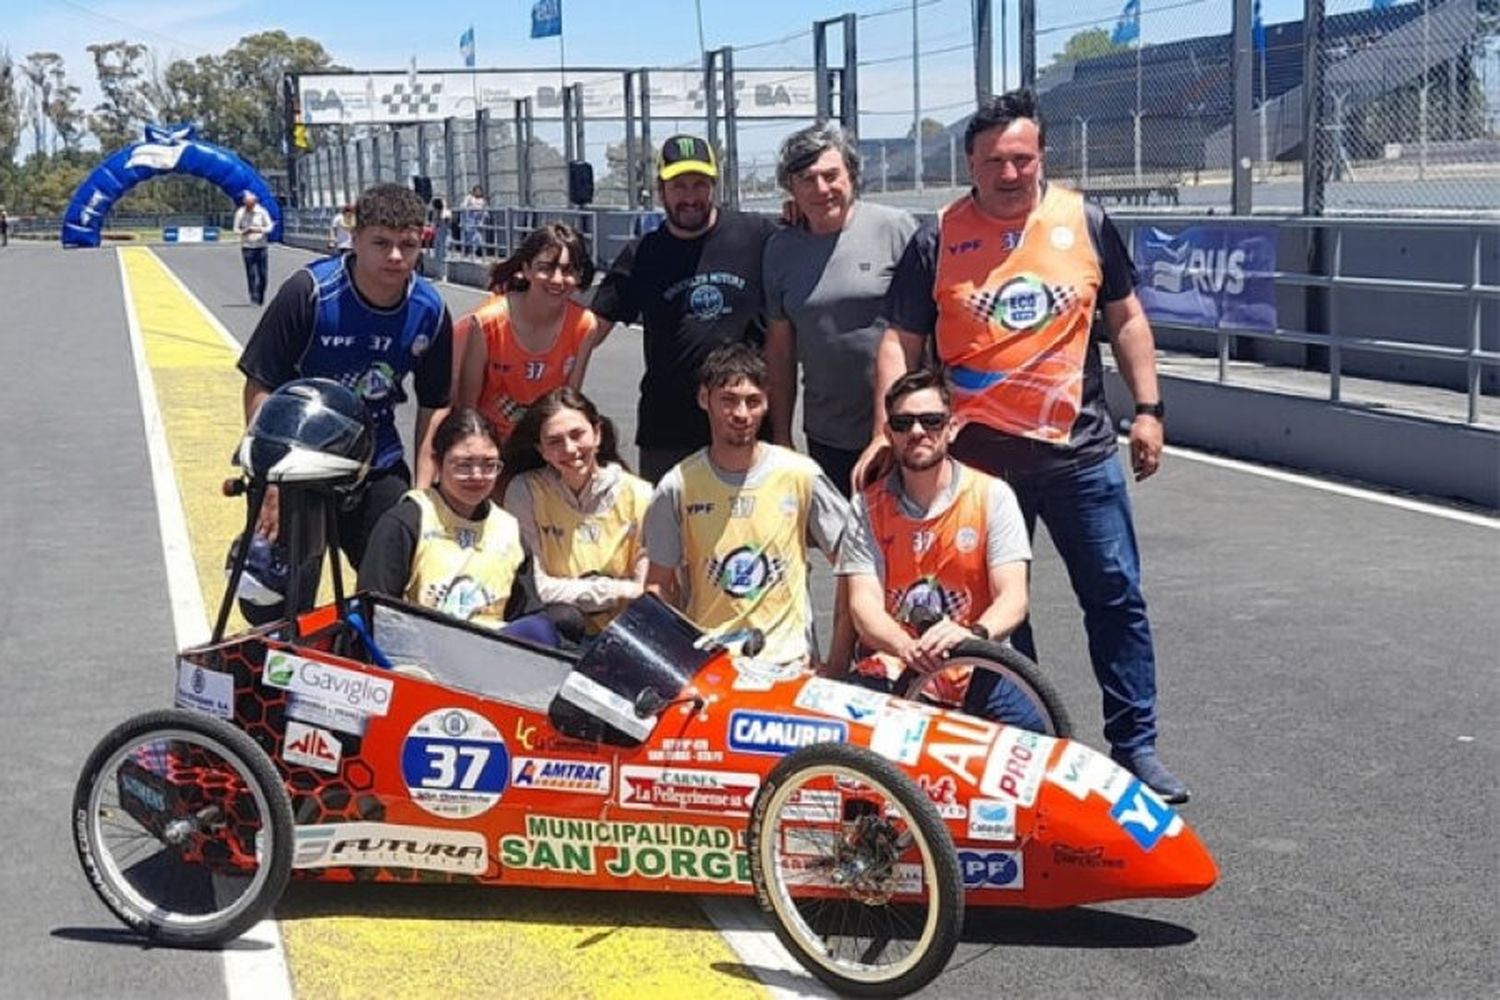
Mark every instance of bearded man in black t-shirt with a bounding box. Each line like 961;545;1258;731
588;135;776;482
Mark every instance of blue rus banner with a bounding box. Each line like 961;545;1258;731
1132;225;1278;332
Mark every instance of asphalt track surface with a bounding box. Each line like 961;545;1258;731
1;241;1496;999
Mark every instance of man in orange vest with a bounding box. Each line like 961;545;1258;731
838;368;1040;728
860;88;1187;803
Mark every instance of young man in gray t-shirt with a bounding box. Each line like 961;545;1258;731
644;343;849;668
764;124;918;496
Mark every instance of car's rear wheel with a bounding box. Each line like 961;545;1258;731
900;638;1073;738
748;743;962;997
73;709;293;946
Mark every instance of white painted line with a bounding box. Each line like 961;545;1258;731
117;248;212;649
143;245;246;353
697;896;834;1000
1161;443;1500;530
117;248;296;1000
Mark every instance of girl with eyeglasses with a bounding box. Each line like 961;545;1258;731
500;388;652;635
455;222;601;445
359;408;570;646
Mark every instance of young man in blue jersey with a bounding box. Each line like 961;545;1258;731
238;183;455;585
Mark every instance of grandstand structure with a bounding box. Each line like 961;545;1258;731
852;0;1492;213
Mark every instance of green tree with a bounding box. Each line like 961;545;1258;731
0;49;21;165
1051;28;1126;68
87;40;152;151
22;52;84;155
218;31;341;167
905;117;947;141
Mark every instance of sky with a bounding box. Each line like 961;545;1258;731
5;0;1428;163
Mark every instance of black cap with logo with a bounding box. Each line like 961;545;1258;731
658;135;718;180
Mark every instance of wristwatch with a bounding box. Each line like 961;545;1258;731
1134;401;1166;419
970;623;990;641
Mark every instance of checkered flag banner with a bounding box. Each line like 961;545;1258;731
382;80;444;118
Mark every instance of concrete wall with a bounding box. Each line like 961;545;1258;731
1104;370;1500;509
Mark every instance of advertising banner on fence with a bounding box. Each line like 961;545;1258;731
297;69;819;125
1132;225;1278;332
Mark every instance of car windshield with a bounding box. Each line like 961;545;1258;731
556;594;715;743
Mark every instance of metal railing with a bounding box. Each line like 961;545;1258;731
283;205;647;273
272;206;1500;428
1112;213;1498;424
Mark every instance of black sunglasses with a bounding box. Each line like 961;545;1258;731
888;412;950;433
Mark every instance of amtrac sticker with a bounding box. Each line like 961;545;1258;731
400;708;510;819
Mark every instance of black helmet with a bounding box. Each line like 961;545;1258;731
238;378;372;486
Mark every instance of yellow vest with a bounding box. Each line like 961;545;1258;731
678;446;815;664
404;488;525;629
523;467;652;633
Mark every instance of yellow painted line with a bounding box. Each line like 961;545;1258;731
121;246;768;1000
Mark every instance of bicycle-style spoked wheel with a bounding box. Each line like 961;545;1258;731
748;743;962;997
901;638;1074;738
72;709;293;946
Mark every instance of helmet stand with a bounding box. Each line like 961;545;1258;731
213;479;349;645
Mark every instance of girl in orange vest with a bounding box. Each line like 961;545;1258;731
456;223;600;445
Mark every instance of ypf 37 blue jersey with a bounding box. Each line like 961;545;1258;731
300;255;447;470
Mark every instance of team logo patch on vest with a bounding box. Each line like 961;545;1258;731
991;275;1054;331
354;361;397;401
891;576;972;625
431;575;500;621
709;545;787;600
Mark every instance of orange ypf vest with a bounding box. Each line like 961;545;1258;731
470;296;596;440
863;462;994;629
933;185;1100;444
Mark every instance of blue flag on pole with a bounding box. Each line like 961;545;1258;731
459;26;475;67
1252;0;1266;52
1112;0;1141;46
531;0;562;39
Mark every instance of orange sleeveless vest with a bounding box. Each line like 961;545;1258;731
470;296;596;440
863;463;994;627
933;185;1100;444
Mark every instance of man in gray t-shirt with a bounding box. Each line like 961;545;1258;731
764;124;918;496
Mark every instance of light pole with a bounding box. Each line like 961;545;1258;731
1133;37;1143;185
913;0;924;192
1074;115;1090;187
1419;0;1430;180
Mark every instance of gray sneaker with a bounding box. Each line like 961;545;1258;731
1112;748;1190;805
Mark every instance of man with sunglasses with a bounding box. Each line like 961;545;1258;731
865;89;1188;803
838;370;1036;724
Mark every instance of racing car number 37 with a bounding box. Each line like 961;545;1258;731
400;708;511;819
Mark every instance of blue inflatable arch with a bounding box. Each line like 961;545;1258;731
62;123;282;248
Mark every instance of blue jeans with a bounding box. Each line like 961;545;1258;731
242;246;268;304
958;448;1159;753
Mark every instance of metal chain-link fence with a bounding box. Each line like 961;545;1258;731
291;0;1497;217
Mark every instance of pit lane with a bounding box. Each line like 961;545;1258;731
0;241;1494;999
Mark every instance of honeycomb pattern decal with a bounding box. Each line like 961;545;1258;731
183;630;481;885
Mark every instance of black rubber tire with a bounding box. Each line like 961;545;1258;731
72;709;294;947
748;742;964;997
900;638;1074;739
